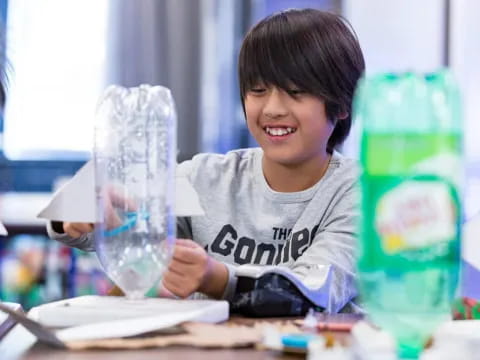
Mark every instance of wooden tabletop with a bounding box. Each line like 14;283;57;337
0;316;353;359
16;344;305;360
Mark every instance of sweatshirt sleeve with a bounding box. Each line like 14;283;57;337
289;181;359;313
47;217;195;252
46;160;195;251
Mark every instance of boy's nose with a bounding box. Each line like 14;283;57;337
263;89;288;118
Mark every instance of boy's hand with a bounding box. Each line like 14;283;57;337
63;222;94;238
62;185;138;239
162;239;228;299
103;185;138;229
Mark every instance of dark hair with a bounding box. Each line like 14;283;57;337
238;9;365;152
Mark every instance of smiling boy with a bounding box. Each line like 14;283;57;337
48;9;365;313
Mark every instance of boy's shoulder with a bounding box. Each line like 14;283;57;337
331;151;359;173
326;151;360;187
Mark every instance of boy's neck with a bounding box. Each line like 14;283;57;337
261;152;332;193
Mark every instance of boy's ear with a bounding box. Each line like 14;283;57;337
337;111;349;120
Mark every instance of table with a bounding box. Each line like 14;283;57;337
0;316;350;360
8;344;304;360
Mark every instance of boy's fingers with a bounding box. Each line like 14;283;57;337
167;260;186;277
172;245;205;264
162;272;191;298
162;281;184;298
107;187;138;212
66;228;84;238
168;258;197;276
64;222;93;238
172;239;204;263
175;239;199;248
157;284;177;299
163;269;185;285
105;213;122;229
74;223;94;233
163;268;186;286
103;200;123;229
66;228;81;238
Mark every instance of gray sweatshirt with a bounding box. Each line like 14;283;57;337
48;148;359;312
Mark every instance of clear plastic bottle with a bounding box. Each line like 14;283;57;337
94;84;177;300
355;71;462;359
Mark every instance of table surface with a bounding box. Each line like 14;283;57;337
0;315;351;360
12;345;306;360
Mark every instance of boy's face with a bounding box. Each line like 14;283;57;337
244;85;334;167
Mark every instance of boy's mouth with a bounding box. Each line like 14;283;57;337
264;126;297;137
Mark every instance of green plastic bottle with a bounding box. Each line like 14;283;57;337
355;70;462;359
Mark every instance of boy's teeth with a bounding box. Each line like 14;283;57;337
265;127;295;136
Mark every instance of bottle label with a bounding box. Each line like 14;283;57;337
375;180;456;254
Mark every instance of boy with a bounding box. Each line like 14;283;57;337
48;9;365;313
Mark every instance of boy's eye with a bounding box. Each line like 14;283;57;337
249;88;267;95
287;89;306;96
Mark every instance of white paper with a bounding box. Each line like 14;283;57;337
0;296;228;346
34;295;225;328
31;295;229;343
37;160;204;223
38;161;96;223
434;320;480;351
0;220;7;236
350;321;396;359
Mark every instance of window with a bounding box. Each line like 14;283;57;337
3;0;109;160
